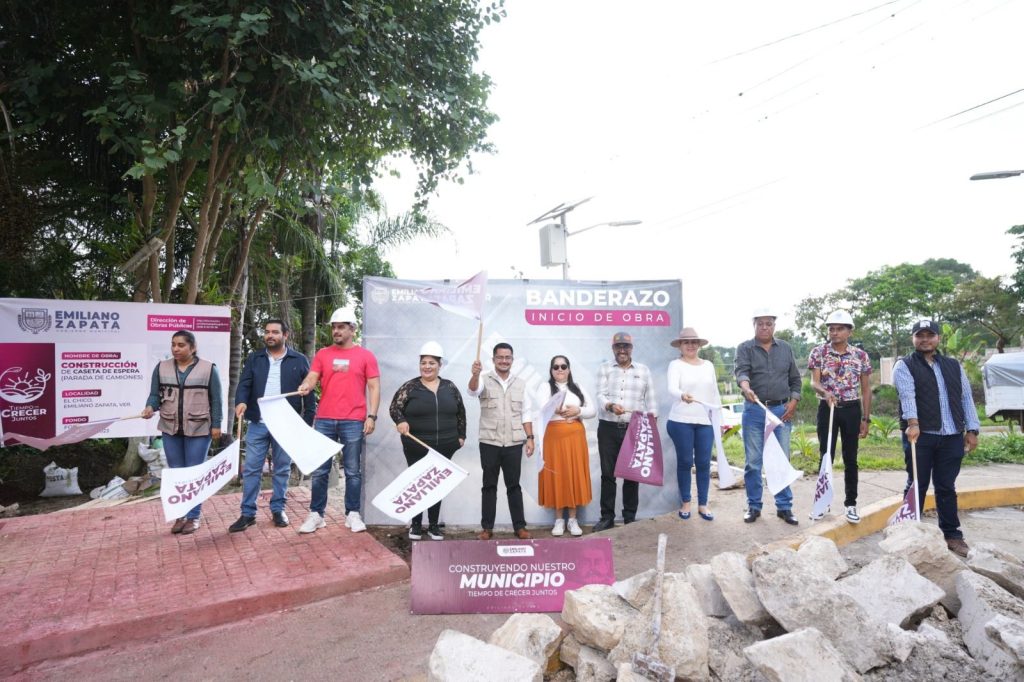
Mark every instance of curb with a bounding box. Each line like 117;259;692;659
759;484;1024;555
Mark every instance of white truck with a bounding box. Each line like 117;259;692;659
982;352;1024;428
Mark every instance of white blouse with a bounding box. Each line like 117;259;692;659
534;381;596;422
666;358;721;425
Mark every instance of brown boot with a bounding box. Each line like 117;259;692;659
171;518;187;534
945;537;969;558
515;527;532;540
477;529;493;540
180;518;201;535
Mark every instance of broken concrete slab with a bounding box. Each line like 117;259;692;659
743;627;862;682
837;554;945;627
878;521;966;614
797;535;849;580
968;542;1024;601
612;569;655;610
685;563;732;618
985;614;1024;664
752;548;893;673
561;584;638;652
558;634;616;682
428;629;542;682
706;619;761;682
711;551;773;627
488;613;564;670
955;569;1024;679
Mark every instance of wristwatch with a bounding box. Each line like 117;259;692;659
366;414;377;420
526;435;534;440
966;429;979;435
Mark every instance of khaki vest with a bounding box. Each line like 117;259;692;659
157;358;213;437
478;373;527;446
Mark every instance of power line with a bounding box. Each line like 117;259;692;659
923;87;1024;128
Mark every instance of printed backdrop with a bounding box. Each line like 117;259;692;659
362;277;683;526
0;298;230;442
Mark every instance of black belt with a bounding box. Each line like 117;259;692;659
764;399;790;407
602;419;631;429
829;400;861;408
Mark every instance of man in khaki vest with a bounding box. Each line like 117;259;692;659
468;342;535;540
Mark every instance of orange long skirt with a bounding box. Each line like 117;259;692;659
538;420;593;509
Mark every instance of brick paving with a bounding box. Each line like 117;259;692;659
0;488;408;675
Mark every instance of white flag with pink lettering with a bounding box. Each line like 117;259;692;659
371;446;469;522
160;441;239;521
416;270;487;320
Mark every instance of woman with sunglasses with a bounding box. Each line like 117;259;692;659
666;327;721;522
535;355;595;536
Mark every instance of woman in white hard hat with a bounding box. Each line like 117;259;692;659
389;341;466;541
534;355;595;537
665;327;721;522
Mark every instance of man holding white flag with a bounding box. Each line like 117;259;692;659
296;306;381;535
735;308;802;525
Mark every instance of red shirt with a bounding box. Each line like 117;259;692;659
310;345;380;420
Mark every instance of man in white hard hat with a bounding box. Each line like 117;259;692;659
734;308;801;525
296;305;381;534
808;310;873;524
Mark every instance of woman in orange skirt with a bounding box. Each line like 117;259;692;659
535;355;595;537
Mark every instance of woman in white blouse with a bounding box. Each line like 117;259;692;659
666;328;721;521
535;355;596;536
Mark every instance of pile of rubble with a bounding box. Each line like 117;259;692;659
426;522;1024;681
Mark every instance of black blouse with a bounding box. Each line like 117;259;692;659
389;377;467;441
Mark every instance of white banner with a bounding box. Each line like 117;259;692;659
533;389;566;473
0;298;230;443
762;407;802;495
700;403;737;489
371;446;469;522
160;441;239;521
257;394;340;475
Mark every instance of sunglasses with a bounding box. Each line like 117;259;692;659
551;363;569;370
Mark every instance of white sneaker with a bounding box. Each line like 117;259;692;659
809;505;829;521
346;511;367;533
567;518;583;537
299;511;326;534
552;518;565;536
845;506;861;524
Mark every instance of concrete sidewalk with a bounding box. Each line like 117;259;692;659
0;488;407;676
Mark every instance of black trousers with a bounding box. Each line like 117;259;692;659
402;435;460;527
901;431;964;539
479;442;527;531
598;420;637;521
816;401;861;506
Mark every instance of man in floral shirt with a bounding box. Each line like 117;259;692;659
808;310;872;524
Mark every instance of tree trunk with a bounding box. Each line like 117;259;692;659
226;258;248;441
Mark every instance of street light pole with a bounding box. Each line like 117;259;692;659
562;219;643;280
970;170;1024;181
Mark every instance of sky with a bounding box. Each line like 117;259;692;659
375;0;1024;347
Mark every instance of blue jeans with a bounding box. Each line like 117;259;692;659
310;419;364;515
162;432;212;520
241;421;292;517
667;420;713;506
741;402;793;511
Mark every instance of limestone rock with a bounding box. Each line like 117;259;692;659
561;584;638;651
968;542;1024;600
614;662;652;682
797;535;849;580
574;644;617;682
705;618;761;681
837;555;945;627
711;551;773;627
886;623;916;663
685;563;732;617
955;569;1024;679
985;614;1024;663
752;548;893;673
428;629;542;682
612;569;655;610
915;622;950;646
878;521;966;614
608;575;709;680
488;613;564;669
744;627;862;682
558;632;580;668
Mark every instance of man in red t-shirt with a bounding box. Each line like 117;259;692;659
296;306;380;534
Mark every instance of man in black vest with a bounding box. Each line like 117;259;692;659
892;318;980;557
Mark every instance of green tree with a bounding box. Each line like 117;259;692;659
1010;225;1024;298
947;276;1024;353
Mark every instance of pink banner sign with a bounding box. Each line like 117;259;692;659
410;538;614;614
146;315;230;332
614;411;665;486
524;309;671;326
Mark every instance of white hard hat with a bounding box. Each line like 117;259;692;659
751;307;777;321
329;306;357;325
825;310;855;328
419;341;444;359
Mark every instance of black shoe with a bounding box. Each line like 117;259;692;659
228;515;256;533
427;524;444;541
272;511;289;527
743;509;761;523
592;517;615;533
777;509;799;526
622;515;636;525
409;523;423;541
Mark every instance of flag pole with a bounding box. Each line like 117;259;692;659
475;320;483;363
400;430;432;451
825;402;835;465
235;415;244;486
910;439;921;522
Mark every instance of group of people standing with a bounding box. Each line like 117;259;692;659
144;303;981;557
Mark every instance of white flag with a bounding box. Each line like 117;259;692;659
533;389;566;473
416;270;488;320
762;407;802;495
371;446;469;522
257;394;341;475
811;451;834;518
3;418;119;451
705;404;737;489
160;441;239;522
